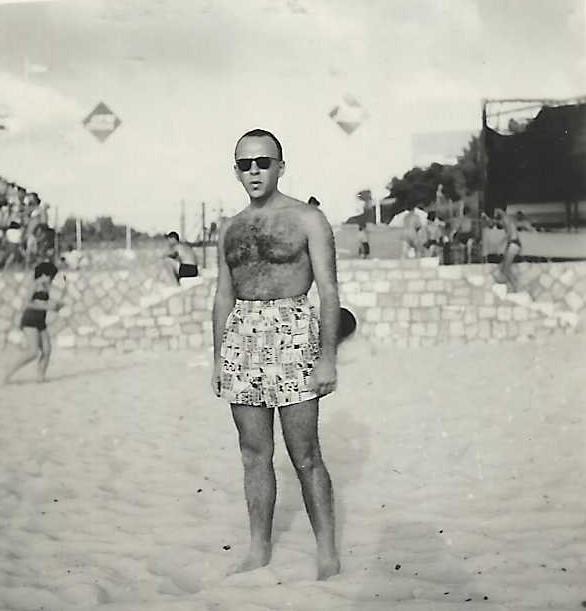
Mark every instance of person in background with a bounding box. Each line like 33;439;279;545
3;261;64;384
482;208;522;291
402;207;425;258
358;223;370;258
162;231;199;285
422;211;445;258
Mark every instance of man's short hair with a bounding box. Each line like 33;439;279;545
34;261;58;279
235;129;283;161
165;231;180;241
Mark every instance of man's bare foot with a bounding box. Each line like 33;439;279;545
230;544;271;575
317;552;341;581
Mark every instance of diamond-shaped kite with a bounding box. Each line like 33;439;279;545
82;101;122;142
329;94;368;135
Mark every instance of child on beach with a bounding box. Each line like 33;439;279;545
3;261;64;384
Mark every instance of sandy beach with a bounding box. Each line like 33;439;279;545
1;335;585;611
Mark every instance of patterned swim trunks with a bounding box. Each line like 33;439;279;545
219;294;321;408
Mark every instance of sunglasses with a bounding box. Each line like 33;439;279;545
235;157;279;171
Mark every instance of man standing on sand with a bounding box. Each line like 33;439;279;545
211;128;341;580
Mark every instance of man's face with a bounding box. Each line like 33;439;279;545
234;136;284;200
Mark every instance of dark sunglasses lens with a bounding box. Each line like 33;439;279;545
255;157;272;170
236;159;252;171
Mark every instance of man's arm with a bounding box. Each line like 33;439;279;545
305;208;340;363
212;221;235;366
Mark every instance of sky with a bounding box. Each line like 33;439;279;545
0;0;584;237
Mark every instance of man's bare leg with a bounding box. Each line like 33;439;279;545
501;244;520;292
279;399;340;580
231;404;276;573
162;258;181;285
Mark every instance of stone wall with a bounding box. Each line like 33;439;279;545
1;259;585;353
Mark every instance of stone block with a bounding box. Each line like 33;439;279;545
411;322;426;336
419;257;440;268
559;269;576;286
370;269;388;281
187;334;203;349
406;279;426;292
342;281;360;295
478;320;491;339
492;321;507;339
513;307;529;322
449;321;465;337
181;322;203;334
122;339;139;352
135;317;154;328
396;308;410;322
539;274;554;289
346;292;377;308
372;280;391;293
382;309;396;322
438;266;463;280
435;294;448;306
57;335;76;348
420;293;435;307
508;320;521;337
464;310;477;324
543;318;558;328
402;293;419;307
146;328;160;339
365;308;382;323
465;324;479;340
532;302;555;316
374;322;391;339
442;306;465;321
550;282;566;300
425;322;439;337
355;270;371;282
426;280;444;292
157;316;175;327
90;337;111;348
402;270;422;280
565;291;584;312
168;296;184;316
496;307;512;322
103;327;126;340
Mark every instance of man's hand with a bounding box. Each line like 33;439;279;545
211;360;222;397
309;357;337;397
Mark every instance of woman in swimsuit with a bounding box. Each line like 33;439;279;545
3;261;64;384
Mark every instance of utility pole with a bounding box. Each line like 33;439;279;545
201;201;206;269
180;199;186;239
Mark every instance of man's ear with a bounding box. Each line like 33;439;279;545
234;165;243;184
278;160;286;178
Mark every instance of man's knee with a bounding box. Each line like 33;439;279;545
290;444;323;475
240;441;274;470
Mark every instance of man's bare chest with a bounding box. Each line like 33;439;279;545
224;214;306;268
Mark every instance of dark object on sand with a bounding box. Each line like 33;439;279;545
338;307;357;343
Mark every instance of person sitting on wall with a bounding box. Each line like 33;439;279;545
515;211;536;232
422;211;445;258
162;231;199;285
481;209;522;292
450;205;476;263
401;207;425;258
